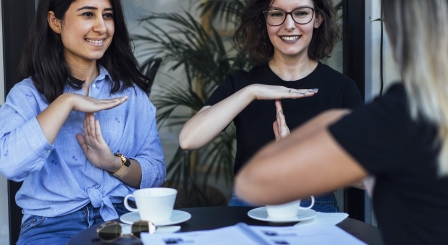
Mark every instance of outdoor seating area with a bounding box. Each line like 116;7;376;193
1;0;446;245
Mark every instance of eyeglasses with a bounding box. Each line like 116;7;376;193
263;7;315;26
96;220;156;243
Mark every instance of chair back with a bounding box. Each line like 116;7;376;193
142;57;162;96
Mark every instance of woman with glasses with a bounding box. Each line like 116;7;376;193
180;0;363;212
0;0;166;244
236;0;448;244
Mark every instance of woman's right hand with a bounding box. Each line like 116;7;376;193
248;84;317;101
36;93;128;145
68;93;128;113
179;84;317;150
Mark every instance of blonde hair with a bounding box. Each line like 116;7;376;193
382;0;448;175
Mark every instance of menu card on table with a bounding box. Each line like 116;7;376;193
141;223;367;245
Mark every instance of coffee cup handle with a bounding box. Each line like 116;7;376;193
298;196;315;210
124;194;139;212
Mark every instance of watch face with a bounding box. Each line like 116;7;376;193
115;153;126;163
124;158;131;167
119;155;126;163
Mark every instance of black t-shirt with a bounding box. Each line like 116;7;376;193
206;62;363;174
329;83;448;245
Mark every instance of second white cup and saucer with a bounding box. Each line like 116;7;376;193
120;187;191;227
248;196;317;223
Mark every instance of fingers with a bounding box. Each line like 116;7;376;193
275;100;286;127
101;96;128;110
72;95;128;113
76;133;88;153
83;113;90;137
82;113;95;138
274;100;290;139
94;118;105;143
88;113;95;139
294;88;319;95
273;121;280;140
273;100;286;141
83;113;105;143
288;88;318;98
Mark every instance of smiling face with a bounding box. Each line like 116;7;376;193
266;0;322;61
48;0;115;66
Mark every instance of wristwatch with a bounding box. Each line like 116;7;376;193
111;153;131;177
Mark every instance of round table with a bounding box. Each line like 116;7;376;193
68;206;384;245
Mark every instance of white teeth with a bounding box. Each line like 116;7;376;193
281;36;300;41
86;39;104;44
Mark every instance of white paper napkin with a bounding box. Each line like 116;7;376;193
294;212;348;227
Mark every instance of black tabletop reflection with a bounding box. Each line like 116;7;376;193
68;206;384;245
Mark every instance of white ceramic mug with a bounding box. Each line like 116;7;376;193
124;187;177;222
266;196;315;218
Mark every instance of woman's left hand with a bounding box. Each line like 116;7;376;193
273;100;290;140
76;113;119;172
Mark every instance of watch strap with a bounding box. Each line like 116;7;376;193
111;153;131;177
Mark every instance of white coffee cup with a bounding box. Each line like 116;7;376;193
124;187;177;222
266;196;315;219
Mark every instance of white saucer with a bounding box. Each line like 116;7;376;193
248;207;316;223
120;210;191;226
121;224;181;234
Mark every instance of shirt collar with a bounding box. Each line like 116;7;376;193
96;65;112;82
65;65;112;93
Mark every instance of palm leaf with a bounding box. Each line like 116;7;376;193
198;0;247;28
200;126;236;188
132;2;253;206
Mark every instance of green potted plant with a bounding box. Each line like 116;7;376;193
132;0;252;207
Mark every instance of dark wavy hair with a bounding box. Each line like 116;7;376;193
233;0;341;64
18;0;150;103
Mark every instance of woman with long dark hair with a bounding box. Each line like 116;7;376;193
237;0;448;244
180;0;363;212
0;0;165;244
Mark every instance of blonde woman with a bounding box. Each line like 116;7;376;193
236;0;448;244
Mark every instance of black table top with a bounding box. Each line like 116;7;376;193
68;206;384;245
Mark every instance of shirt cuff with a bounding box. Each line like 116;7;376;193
134;156;165;188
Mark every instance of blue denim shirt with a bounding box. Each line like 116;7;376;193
0;66;166;222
